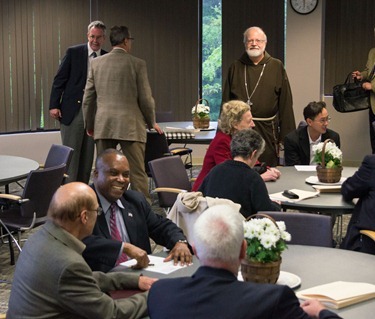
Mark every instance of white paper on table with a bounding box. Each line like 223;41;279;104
294;165;317;171
120;255;192;274
269;188;319;202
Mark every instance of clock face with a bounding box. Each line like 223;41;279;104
290;0;319;15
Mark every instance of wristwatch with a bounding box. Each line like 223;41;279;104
177;239;188;245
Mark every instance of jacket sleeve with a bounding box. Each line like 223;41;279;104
284;132;302;166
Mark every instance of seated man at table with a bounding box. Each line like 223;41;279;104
147;205;342;319
340;154;375;254
7;182;156;319
82;148;192;272
198;129;280;218
284;101;340;166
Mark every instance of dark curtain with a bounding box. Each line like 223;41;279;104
324;0;375;94
222;0;285;87
0;0;199;133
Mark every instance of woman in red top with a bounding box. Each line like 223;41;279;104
193;100;280;191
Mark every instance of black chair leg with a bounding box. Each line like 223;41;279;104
8;233;15;265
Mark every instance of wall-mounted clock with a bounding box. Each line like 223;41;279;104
290;0;319;15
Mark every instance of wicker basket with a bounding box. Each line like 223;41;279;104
241;214;282;284
192;98;210;129
316;139;342;183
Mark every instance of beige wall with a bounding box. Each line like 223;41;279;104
286;1;369;166
0;2;369;166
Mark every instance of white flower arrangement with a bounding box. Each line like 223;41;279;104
192;104;210;119
243;217;291;263
312;141;342;168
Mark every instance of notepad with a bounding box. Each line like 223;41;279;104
296;281;375;309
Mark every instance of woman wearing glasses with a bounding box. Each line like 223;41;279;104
284;101;341;166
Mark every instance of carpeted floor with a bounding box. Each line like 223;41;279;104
0;166;351;315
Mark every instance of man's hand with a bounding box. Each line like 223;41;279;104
352;70;362;81
123;243;150;269
49;108;61;120
153;123;163;134
301;299;326;318
138;276;158;291
86;129;94;136
261;167;281;182
164;241;192;266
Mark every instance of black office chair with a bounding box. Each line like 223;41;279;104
0;163;66;264
148;156;194;213
257;211;333;247
42;144;74;183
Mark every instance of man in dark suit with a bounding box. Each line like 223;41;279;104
7;182;155;318
147;205;342;319
284;101;341;166
82;148;192;272
341;154;375;254
49;21;107;184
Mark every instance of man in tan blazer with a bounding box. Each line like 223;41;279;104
83;25;162;202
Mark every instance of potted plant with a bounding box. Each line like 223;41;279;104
313;139;343;183
192;98;210;129
241;214;291;284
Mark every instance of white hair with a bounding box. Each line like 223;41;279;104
193;205;244;264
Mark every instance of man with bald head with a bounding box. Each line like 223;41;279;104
7;182;155;319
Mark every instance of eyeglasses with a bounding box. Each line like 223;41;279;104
89;207;103;216
127;37;135;41
245;39;266;44
315;116;331;124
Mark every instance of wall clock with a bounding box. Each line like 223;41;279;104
290;0;319;15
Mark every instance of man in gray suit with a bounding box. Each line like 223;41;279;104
7;182;156;319
83;25;162;202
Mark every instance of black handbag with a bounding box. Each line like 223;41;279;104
332;73;370;113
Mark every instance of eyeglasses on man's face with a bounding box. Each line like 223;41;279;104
315;116;331;124
245;39;266;44
89;207;103;216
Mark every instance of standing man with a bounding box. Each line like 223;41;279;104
83;25;162;202
7;182;156;319
49;21;107;184
223;26;295;167
284;101;341;166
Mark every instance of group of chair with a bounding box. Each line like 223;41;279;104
0;144;73;265
146;155;335;248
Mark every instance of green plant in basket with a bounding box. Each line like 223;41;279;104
192;103;210;119
312;141;342;168
243;217;291;263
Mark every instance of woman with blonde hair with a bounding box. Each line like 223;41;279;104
192;100;280;191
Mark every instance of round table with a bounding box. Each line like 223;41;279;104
0;155;40;191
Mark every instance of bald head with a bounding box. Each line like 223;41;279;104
48;182;97;223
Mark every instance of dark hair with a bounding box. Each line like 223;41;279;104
303;101;326;121
230;129;265;160
88;20;106;35
110;25;131;46
95;148;124;169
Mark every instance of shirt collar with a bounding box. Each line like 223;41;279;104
96;190;124;215
87;43;100;57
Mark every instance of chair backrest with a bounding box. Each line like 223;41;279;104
257;211;333;247
144;131;171;176
44;144;74;173
21;163;66;218
148;155;192;208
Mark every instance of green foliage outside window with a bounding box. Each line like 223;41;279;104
202;0;222;120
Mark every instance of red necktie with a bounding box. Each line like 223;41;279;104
110;203;128;264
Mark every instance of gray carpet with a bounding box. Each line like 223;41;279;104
0;167;351;314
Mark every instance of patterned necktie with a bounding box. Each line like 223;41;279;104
91;51;97;58
110;203;128;264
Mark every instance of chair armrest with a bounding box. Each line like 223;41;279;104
360;230;375;241
0;194;22;201
152;187;188;194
